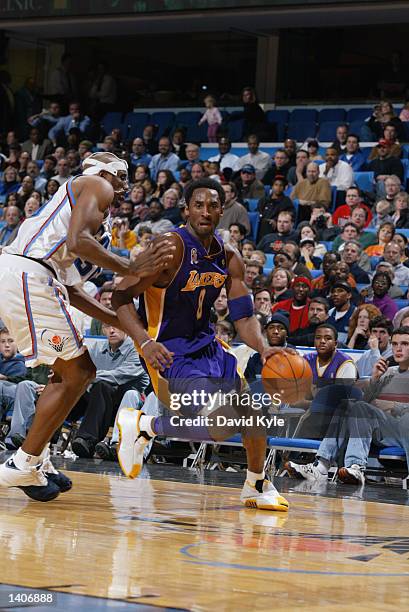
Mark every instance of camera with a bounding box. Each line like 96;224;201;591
315;215;327;228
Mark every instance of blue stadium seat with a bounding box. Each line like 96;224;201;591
227;119;244;142
348;120;365;137
175;111;202;126
319;121;340;142
245;198;259;212
330;186;337;212
319;108;346;123
346;108;372;123
354;171;374;193
310;269;323;279
396;228;409;238
287;121;317;141
370;256;382;270
201;147;219;160
360;147;373;160
264;267;272;277
101;111;123;136
123;112;151;140
248;212;260;241
151;112;175;138
290;109;318;122
186;124;208;142
401;158;409;182
264;253;275;268
320;241;333;251
266;110;290;125
401;144;409;159
395;299;409;310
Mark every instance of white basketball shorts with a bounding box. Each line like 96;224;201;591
0;254;86;367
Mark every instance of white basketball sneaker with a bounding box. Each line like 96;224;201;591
240;479;289;512
285;460;328;483
117;408;154;478
338;464;365;486
0;456;60;502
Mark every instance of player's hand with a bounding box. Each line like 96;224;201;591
372;357;388;381
261;346;297;365
142;341;174;371
130;239;176;278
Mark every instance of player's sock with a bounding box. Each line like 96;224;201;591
13;448;41;470
315;457;330;475
139;414;156;438
246;469;265;487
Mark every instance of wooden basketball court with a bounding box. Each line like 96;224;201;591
1;465;409;610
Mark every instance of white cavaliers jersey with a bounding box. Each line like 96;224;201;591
5;177;111;286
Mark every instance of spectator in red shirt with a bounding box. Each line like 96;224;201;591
271;276;311;333
332;186;373;228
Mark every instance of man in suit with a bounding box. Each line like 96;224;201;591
0;206;21;247
21;127;53;161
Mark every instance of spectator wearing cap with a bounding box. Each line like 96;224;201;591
244;312;292;382
234;134;272;180
287;149;309;186
234;164;265;201
365;272;398;321
256;210;298;253
217;182;250;234
368;124;402;160
339;134;366;172
262;149;293;186
257;176;295;240
271;276;311;333
288;297;330;347
208;136;239;174
328;282;356;343
306;140;323;162
299;237;322;270
319;147;354;191
291;162;332;223
367;141;404;185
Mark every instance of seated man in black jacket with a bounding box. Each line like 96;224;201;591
288;298;329;347
341;240;370;284
245;312;292;382
368;140;404;186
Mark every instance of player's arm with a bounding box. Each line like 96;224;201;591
67;176;174;278
112;234;183;370
66;284;121;329
225;244;296;363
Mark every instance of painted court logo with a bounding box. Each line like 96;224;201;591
41;330;69;352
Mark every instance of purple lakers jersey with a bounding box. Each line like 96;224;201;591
138;227;228;356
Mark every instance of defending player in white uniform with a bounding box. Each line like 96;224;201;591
0;152;174;502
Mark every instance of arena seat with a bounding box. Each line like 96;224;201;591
396;228;409;238
354;171;374;192
245;198;259;212
290;109;318;123
395;299;409;310
248;212;260;241
287;121;317;141
310;269;323;279
151;111;175;137
175;111;202;126
101;111;123;136
370;256;382;270
348;120;365;136
227;119;244;142
318;121;340;142
319;108;346;123
266;110;290;125
320;241;334;251
264;253;275;268
346;108;372;123
123;112;151;140
186;124;208;142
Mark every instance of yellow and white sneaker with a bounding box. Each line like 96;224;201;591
240;479;289;512
116;408;154;479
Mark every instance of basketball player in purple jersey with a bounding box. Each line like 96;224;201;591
113;178;290;511
0;152;174;501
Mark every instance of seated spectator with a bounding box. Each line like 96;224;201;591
111;216;137;251
0;205;22;246
331;124;349;152
66;149;81;176
306;139;323;161
341;240;370;284
284;242;313;279
0;326;25;412
190;162;205;181
130;137;152;170
21;126;53;161
368;141;404;185
39;155;57;182
332;186;372;228
309;203;340;242
347;304;382;350
253;287;272;317
393;233;409;265
217;182;250;234
213;287;231;323
235;164;265;201
287;149;309;186
245;313;290;382
365;261;404;299
368;123;402;160
161;188;183;225
328;281;356;342
365;101;404;141
312;252;339;291
244;260;263;291
370;199;393;230
178;142;201;172
262;149;293;186
356;316;394;377
391;191;409;228
17;174;35;205
142;124;158;155
365;272;399;320
234;134;271;180
271;276;311;333
288;297;330;347
28;100;61;134
249;250;266;267
382;241;409;285
49;101;91;145
178;168;191;190
78;140;93;160
299;236;322;270
241;239;256;259
291;162;332;223
152;169;176;199
133;199;174;236
365;221;395;257
45;178;60;199
215;319;235;345
208;136;239;174
257;176;295;239
0;165;20;203
53;158;70;185
268;267;293;303
130;226;153;258
90;285;113;336
3;192;22;214
288;326;409;486
26;160;47;194
399;99;409;121
283;138;297;165
333;208;377;250
306;323;358;383
171;128;187;160
339;134;366;171
129;185;149;225
70;323;149;458
256;210;298;252
378;174;402;207
319;147;354;191
297;223;327;257
23;196;40;219
228;222;247;250
149;137;179;180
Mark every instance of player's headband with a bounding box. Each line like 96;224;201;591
82;157;128;178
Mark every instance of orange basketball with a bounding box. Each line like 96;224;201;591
261;352;313;405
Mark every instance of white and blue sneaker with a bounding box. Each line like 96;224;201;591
117;408;154;478
41;448;72;493
0;456;60;502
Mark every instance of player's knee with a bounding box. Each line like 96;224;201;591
68;359;96;390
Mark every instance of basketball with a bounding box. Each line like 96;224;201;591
262;352;313;405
